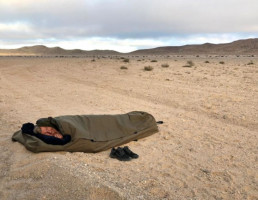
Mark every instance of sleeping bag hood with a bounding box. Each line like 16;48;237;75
12;111;159;153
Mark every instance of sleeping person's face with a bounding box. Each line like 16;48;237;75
40;127;63;139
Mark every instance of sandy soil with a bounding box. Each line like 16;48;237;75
0;55;257;200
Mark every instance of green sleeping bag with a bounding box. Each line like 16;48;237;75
12;111;159;153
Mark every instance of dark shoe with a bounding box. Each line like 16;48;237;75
109;147;131;161
123;146;139;159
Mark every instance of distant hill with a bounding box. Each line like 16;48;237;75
0;45;120;56
130;38;258;55
0;38;257;56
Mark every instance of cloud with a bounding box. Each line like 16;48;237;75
0;0;257;51
63;38;167;52
0;22;31;33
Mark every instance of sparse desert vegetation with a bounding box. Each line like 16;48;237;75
120;66;128;70
183;60;195;67
247;60;254;65
161;63;169;68
144;66;153;71
0;54;257;200
123;58;129;63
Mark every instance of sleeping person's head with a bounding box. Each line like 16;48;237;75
34;126;63;139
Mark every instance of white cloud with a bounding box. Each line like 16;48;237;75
34;38;166;53
0;22;31;33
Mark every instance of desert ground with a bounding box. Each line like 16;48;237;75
0;55;257;200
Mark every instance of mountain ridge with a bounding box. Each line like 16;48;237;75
130;38;258;55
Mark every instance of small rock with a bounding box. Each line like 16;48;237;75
200;169;211;174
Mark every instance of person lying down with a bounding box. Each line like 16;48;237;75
12;111;159;153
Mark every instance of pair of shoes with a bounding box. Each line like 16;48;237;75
110;147;131;161
109;146;139;161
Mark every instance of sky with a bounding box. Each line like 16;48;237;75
0;0;257;53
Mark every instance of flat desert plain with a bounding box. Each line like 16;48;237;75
0;55;257;200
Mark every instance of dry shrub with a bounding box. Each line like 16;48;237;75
247;60;254;65
183;60;194;67
144;66;153;71
120;66;128;70
161;64;169;68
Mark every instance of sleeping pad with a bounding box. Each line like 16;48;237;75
12;111;159;153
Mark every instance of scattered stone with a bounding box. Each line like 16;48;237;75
200;169;211;174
